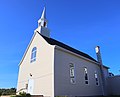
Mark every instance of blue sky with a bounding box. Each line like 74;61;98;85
0;0;120;88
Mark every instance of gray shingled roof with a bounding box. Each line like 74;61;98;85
39;33;97;62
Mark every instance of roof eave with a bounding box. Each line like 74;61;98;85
55;45;98;65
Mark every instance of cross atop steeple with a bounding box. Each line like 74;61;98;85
38;7;47;27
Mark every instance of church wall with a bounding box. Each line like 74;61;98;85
107;76;120;95
54;47;104;96
17;32;55;97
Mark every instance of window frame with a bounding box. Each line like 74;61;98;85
30;47;37;63
94;71;99;86
69;63;76;84
84;67;89;85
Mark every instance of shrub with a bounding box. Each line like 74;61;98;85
11;92;31;97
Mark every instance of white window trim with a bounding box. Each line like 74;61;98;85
69;63;76;84
84;67;89;85
95;71;99;86
30;47;37;63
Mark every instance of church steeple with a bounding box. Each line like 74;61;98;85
35;7;50;38
38;7;47;27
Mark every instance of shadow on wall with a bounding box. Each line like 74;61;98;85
107;75;120;96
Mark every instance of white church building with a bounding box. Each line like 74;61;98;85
17;8;120;97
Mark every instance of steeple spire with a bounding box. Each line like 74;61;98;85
35;7;50;38
41;7;46;19
38;7;47;27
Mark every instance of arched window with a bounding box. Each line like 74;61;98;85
84;67;89;85
94;71;99;86
31;47;37;63
69;63;76;84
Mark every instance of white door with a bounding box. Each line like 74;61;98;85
27;79;34;95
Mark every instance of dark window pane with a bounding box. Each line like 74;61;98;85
85;81;88;84
96;82;98;85
85;74;88;80
96;78;98;81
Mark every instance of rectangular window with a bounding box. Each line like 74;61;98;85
70;64;76;84
84;67;89;85
95;72;99;86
